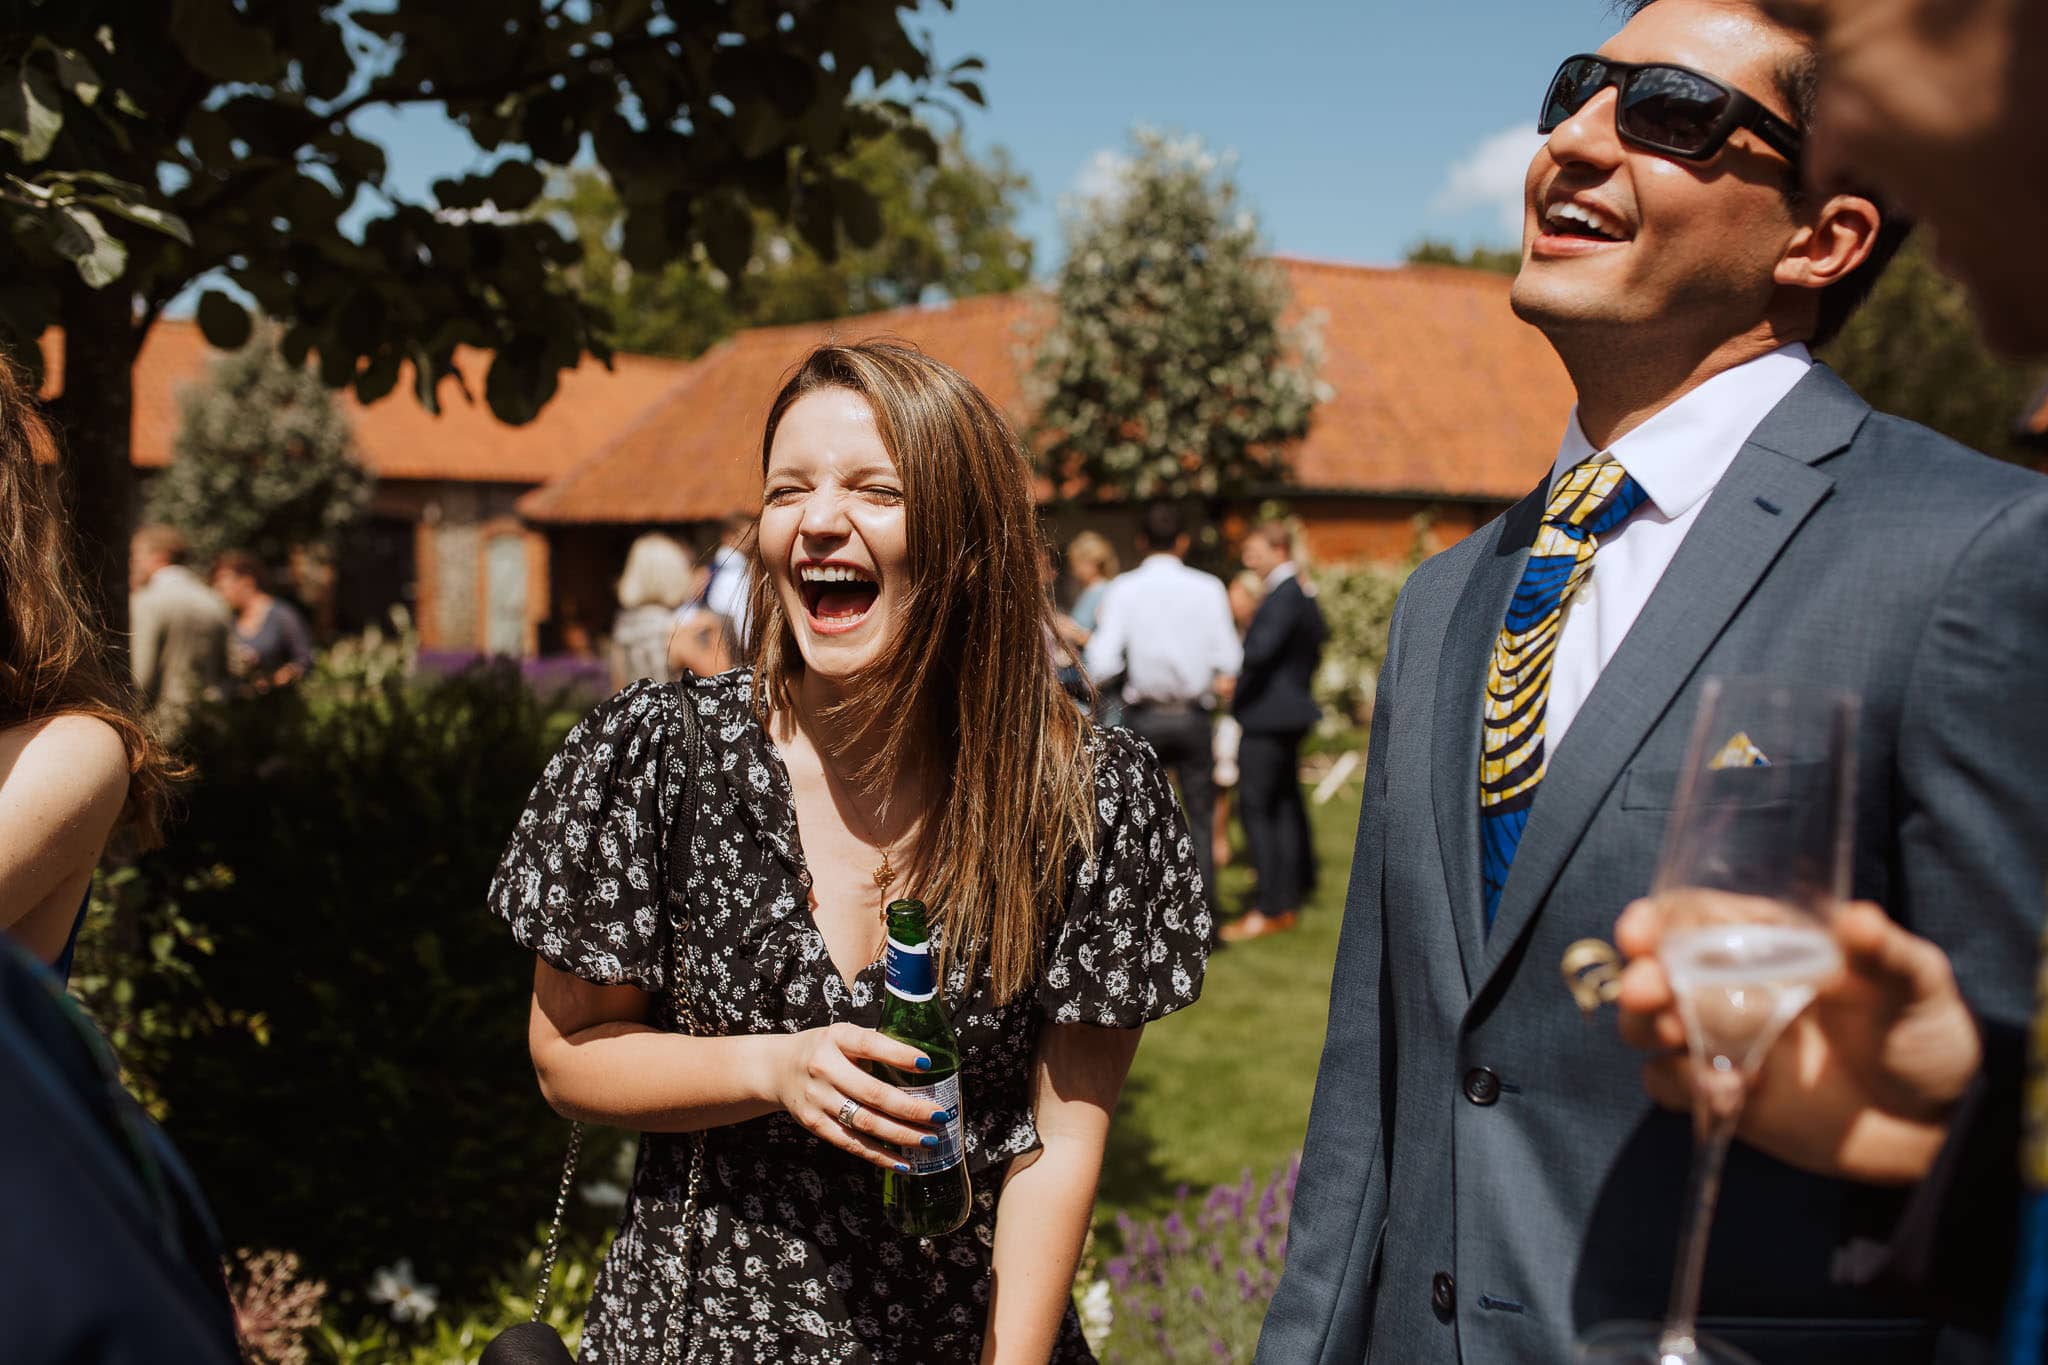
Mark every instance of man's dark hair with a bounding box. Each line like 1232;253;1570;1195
1136;504;1185;552
1616;0;1909;346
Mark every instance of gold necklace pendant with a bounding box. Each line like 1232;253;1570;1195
873;849;895;894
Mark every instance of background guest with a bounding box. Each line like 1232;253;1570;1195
1084;504;1241;925
1223;520;1326;943
1061;530;1121;647
700;511;755;651
210;551;313;694
0;356;179;979
129;524;231;738
667;584;740;680
609;532;693;689
1210;567;1268;872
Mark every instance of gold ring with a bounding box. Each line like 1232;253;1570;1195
1561;938;1624;1014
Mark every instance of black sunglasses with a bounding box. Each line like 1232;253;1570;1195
1538;54;1804;166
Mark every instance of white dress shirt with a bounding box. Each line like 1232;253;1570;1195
1085;553;1243;705
701;542;752;644
1544;343;1813;747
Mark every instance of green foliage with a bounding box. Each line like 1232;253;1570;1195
1308;550;1421;728
3;2;977;635
1406;238;1522;275
1823;232;2045;461
1031;129;1323;503
94;632;592;1298
550;128;1035;358
68;861;267;1120
312;1236;606;1365
143;329;371;566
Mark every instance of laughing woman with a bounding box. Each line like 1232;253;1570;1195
489;342;1210;1363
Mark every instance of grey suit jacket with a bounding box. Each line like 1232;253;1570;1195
1258;367;2048;1365
131;564;230;731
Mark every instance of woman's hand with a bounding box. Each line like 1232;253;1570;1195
773;1023;944;1171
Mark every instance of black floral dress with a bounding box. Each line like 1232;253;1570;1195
488;673;1210;1364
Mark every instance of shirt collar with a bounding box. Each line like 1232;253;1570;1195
1550;343;1814;520
1265;562;1297;590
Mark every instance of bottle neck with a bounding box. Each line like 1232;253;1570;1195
883;903;937;1004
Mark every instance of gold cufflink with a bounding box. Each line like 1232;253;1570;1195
1561;938;1623;1015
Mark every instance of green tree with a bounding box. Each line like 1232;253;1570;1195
1031;129;1321;504
1405;239;1522;275
145;330;371;568
1823;233;2044;461
552;128;1034;358
0;4;978;642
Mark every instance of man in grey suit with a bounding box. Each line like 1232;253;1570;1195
129;524;230;736
1257;2;2048;1363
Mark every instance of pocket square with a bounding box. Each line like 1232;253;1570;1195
1708;731;1771;770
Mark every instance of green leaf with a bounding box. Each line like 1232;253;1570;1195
2;62;66;164
169;0;283;84
836;180;882;249
485;159;545;212
355;349;401;405
699;195;754;278
196;290;252;349
52;206;126;288
949;79;986;108
44;43;103;106
78;193;193;246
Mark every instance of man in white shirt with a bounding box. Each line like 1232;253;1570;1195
1085;504;1241;924
128;524;231;736
1261;2;2048;1362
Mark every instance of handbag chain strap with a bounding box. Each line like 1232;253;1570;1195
530;682;709;1365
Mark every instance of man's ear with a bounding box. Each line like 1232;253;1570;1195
1775;192;1884;291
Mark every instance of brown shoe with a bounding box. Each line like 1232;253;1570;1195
1218;911;1273;943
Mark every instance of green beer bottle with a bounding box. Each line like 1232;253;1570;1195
873;898;972;1236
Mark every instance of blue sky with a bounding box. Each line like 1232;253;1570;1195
350;0;1628;274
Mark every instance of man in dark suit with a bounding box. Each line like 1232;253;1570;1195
1222;521;1328;943
1256;2;2048;1362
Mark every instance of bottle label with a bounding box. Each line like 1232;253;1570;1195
884;936;936;1003
900;1075;964;1174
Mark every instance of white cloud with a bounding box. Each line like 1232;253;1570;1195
1431;124;1548;236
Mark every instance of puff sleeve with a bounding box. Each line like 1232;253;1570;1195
1038;727;1211;1028
487;679;681;992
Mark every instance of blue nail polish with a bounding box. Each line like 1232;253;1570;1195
930;1109;950;1123
921;1135;939;1148
894;1162;910;1173
914;1056;932;1071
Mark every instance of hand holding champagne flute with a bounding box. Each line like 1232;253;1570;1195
1579;677;1860;1365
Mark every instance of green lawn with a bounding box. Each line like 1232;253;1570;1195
1096;779;1363;1229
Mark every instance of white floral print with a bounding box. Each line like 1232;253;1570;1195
488;673;1207;1363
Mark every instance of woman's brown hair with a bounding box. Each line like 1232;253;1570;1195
749;341;1095;1004
0;353;180;848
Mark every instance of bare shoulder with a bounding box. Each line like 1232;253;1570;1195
0;713;131;819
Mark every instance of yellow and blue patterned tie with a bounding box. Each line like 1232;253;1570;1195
1479;457;1649;928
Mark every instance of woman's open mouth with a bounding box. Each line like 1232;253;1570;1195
797;561;880;635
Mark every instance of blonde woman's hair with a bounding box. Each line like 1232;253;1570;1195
750;341;1096;1006
616;533;694;610
1065;530;1120;581
1231;568;1268;602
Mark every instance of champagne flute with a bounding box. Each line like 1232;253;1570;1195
1578;676;1859;1365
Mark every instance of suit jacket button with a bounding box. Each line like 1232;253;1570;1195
1463;1067;1501;1106
1431;1271;1456;1320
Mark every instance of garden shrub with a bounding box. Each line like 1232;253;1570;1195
85;639;608;1300
1090;1156;1298;1364
1308;558;1416;729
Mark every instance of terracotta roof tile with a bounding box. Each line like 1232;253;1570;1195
519;259;1572;524
518;292;1047;524
39;320;690;484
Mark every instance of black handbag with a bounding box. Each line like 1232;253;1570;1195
482;685;707;1365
